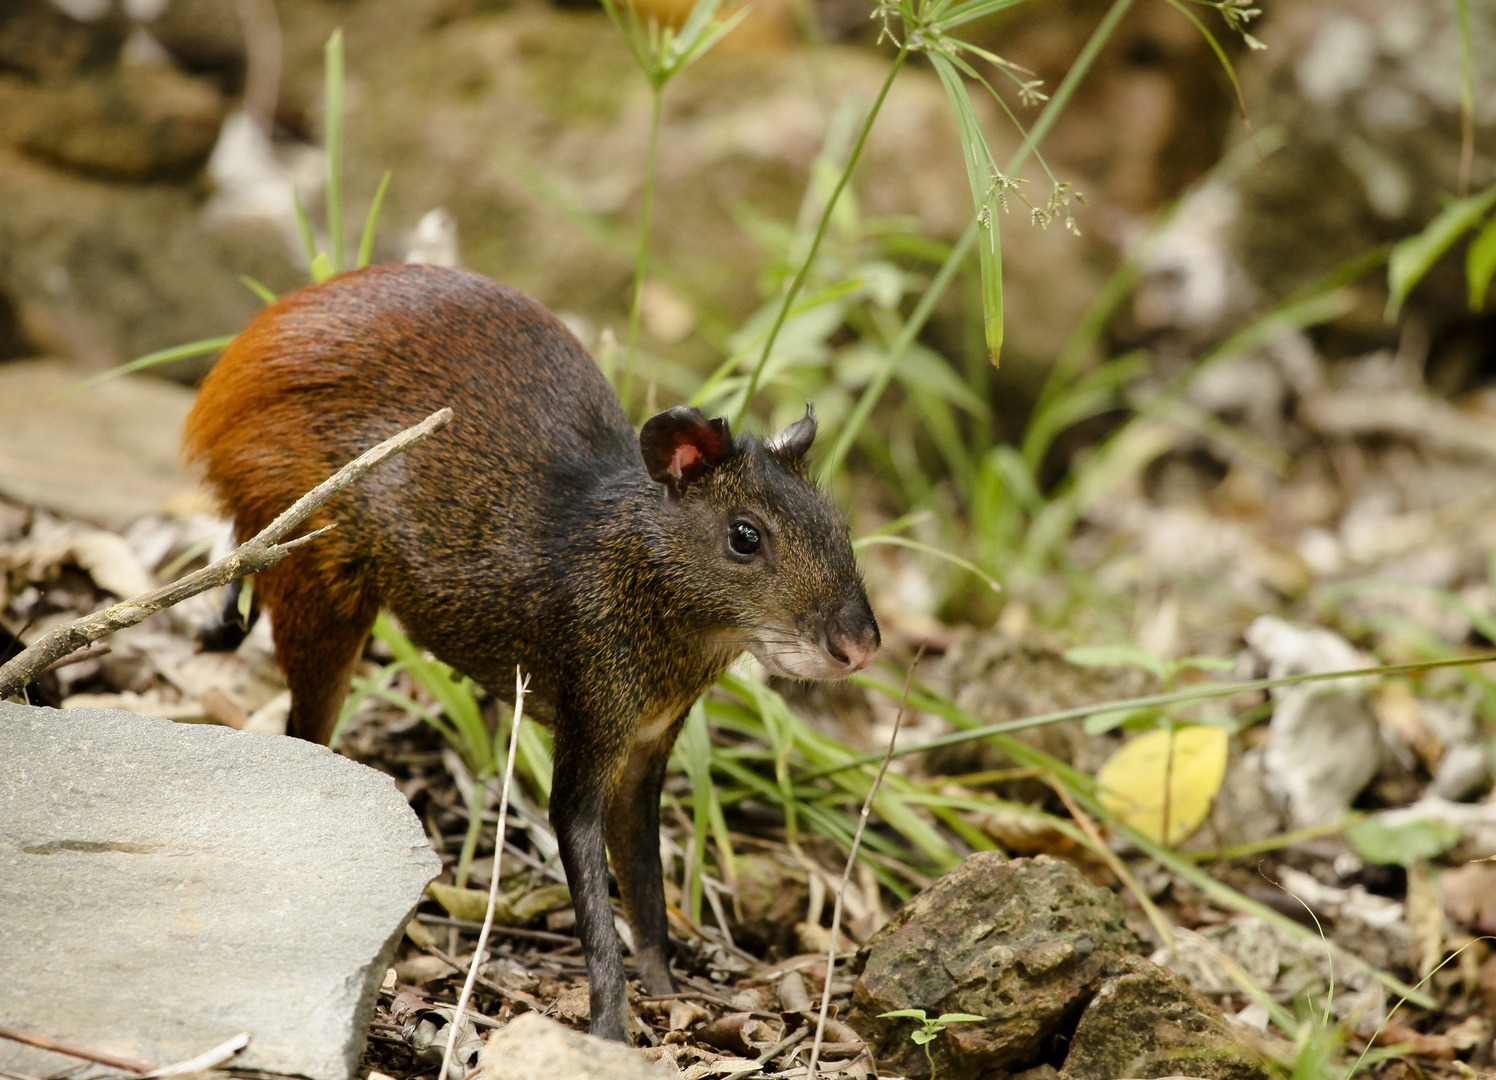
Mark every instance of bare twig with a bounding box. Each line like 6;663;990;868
0;1023;157;1074
440;668;529;1080
806;644;926;1079
143;1032;250;1078
42;643;111;672
0;408;453;699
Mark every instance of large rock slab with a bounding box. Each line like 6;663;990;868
0;703;441;1080
847;853;1142;1079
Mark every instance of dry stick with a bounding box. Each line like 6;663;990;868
0;408;453;699
440;669;529;1080
143;1031;250;1078
0;1023;157;1074
43;643;111;672
805;644;926;1080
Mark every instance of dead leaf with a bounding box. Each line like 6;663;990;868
552;985;590;1026
1441;861;1496;934
198;686;248;729
426;881;571;925
1404;864;1445;978
693;1012;781;1056
1097;724;1228;844
0;525;154;598
669;999;711;1031
1374;681;1442;770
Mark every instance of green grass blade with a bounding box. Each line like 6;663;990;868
1158;0;1248;123
620;88;663;413
1387;181;1496;319
324;30;346;275
938;0;1037;29
676;701;715;923
1465;213;1496;310
931;55;1003;366
59;335;236;397
239;275;278;305
292;189;322;275
358;169;393;270
854;534;1003;594
734;45;909;426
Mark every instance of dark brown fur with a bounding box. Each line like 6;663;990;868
183;263;879;1041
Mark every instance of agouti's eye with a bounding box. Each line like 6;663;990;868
728;520;761;557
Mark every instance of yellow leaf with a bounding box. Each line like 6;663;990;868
1097;724;1228;845
425;882;571;925
427;882;512;923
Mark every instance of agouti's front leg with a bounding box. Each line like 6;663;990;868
550;722;633;1042
606;722;685;997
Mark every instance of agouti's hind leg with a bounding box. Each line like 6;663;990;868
606;729;682;997
259;560;379;745
551;715;634;1042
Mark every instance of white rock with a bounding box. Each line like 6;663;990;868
1246;617;1380;826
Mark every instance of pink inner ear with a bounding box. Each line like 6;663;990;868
670;442;703;479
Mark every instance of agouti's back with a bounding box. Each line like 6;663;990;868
186;264;651;716
183;262;879;1042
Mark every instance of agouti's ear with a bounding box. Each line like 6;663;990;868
640;406;734;498
766;403;817;461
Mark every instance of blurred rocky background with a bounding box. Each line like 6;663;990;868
1;0;1485;388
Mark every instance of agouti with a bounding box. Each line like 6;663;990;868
182;262;880;1042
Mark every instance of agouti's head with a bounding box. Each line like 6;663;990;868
639;405;879;679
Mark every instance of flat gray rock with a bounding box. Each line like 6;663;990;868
0;703;441;1079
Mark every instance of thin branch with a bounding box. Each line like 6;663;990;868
805;643;926;1079
0;408;453;699
0;1024;157;1074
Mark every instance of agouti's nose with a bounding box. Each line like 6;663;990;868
825;603;880;672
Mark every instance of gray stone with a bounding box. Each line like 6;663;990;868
0;66;227;181
478;1013;678;1080
0;703;441;1080
1059;955;1271;1080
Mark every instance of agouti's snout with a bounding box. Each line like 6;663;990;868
183;262;878;1043
823;599;881;673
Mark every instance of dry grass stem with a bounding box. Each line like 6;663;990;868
806;643;926;1079
1046;771;1174;950
440;668;529;1080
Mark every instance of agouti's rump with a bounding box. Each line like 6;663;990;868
183;262;879;1041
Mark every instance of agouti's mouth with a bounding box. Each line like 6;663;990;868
749;632;878;681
